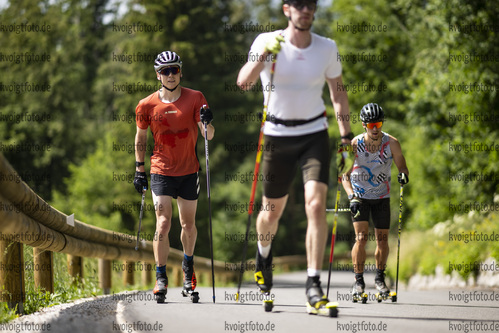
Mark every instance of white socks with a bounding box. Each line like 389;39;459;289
257;242;271;258
307;268;321;277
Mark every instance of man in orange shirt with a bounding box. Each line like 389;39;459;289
133;51;215;302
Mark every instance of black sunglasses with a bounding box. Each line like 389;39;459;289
291;2;316;10
159;66;180;76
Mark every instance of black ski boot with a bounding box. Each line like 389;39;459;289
254;249;273;293
375;271;396;302
254;250;274;312
153;271;168;303
306;276;338;317
181;258;199;303
351;276;368;303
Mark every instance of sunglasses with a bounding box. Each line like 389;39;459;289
292;3;317;10
159;66;180;76
365;121;383;129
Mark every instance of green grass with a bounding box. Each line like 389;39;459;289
385;209;499;285
0;247;155;324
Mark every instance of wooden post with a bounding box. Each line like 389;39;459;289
33;248;53;293
67;255;83;284
0;239;25;314
141;261;152;286
98;259;111;295
123;260;134;286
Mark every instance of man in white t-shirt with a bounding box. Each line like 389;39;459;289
237;0;353;313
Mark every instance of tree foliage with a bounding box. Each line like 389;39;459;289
1;0;497;268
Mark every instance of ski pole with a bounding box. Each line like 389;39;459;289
236;48;280;302
202;107;216;303
394;184;404;301
326;176;341;298
135;187;147;251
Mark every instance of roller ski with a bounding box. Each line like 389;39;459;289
351;277;368;304
305;277;338;317
181;258;199;303
374;276;396;303
254;250;274;312
153;272;168;303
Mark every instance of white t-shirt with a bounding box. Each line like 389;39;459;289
249;30;342;136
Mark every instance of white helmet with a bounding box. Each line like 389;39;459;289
154;51;182;71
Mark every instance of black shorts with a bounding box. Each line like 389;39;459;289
150;173;200;200
352;198;390;229
261;130;330;199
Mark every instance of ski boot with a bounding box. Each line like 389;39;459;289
181;258;199;303
153;272;168;303
254;250;274;312
351;277;368;304
305;276;339;317
375;275;396;302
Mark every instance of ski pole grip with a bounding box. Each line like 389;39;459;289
201;104;208;125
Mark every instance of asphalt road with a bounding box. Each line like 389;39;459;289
2;271;498;333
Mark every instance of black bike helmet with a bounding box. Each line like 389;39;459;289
360;103;384;123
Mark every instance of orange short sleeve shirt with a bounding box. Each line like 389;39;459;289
135;87;207;176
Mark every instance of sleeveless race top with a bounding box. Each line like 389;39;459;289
351;132;392;199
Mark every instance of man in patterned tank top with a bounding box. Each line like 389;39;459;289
342;103;409;298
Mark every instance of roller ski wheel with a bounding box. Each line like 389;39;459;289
263;299;274;312
153;272;168;304
353;292;368;304
182;257;198;303
351;278;368;304
306;299;339;317
375;292;396;303
306;276;339;317
375;279;395;303
155;292;166;304
181;289;200;303
256;290;274;312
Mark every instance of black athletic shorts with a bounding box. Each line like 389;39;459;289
352;198;390;229
150;172;200;200
261;129;330;199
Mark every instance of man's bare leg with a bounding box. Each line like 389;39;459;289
177;197;198;256
254;195;287;292
152;194;173;266
152;193;173;297
304;181;328;272
352;221;369;275
177;197;198;294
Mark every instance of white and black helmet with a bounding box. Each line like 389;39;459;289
154;51;182;71
360;103;384;123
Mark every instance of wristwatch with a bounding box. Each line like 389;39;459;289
135;161;145;167
348;193;356;200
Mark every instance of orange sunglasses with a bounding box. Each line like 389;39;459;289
365;121;383;129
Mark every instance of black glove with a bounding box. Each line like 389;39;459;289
133;172;148;194
398;172;409;185
200;106;213;124
350;198;362;219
